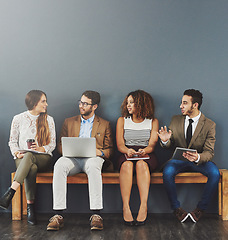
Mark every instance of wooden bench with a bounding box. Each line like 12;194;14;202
11;169;228;221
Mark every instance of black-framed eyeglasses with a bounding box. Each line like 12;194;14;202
78;100;94;107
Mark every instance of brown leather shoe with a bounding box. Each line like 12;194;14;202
173;208;189;222
189;208;204;222
90;214;103;230
47;215;64;231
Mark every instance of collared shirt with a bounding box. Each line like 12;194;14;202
79;115;95;138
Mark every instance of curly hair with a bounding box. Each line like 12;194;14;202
121;90;155;119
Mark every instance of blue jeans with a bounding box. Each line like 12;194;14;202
163;159;220;210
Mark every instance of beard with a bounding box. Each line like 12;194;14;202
80;106;93;117
183;106;194;116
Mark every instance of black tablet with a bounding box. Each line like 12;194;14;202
171;147;197;161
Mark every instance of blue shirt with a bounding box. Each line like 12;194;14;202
79;115;95;138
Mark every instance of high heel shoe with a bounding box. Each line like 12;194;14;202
135;218;146;226
123;207;134;226
0;188;16;210
123;219;135;226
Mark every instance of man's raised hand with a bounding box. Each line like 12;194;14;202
157;126;172;142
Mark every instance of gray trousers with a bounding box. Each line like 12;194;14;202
53;156;104;210
14;152;52;201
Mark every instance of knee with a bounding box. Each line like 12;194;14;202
28;164;38;175
22;152;35;162
208;166;220;182
24;152;34;157
85;159;102;173
163;163;176;179
136;160;148;172
120;161;133;175
16;152;36;172
54;157;69;173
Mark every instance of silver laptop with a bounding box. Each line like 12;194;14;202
61;137;96;158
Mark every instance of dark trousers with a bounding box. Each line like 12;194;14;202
163;159;220;210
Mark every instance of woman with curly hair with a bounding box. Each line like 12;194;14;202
116;90;159;226
0;90;56;225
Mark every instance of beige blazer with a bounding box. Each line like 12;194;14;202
57;115;113;160
163;113;216;164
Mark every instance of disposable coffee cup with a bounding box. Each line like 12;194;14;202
26;139;35;149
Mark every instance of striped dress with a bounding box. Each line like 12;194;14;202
117;117;157;173
124;117;152;146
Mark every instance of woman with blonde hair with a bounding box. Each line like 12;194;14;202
0;90;56;225
116;90;159;226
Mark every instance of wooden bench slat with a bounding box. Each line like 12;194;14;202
35;172;220;184
11;169;228;221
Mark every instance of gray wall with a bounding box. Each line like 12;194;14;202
0;0;228;213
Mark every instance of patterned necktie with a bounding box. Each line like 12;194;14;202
186;119;194;146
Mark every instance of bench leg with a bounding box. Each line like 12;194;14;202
219;182;221;215
22;184;27;216
11;173;22;220
221;169;228;220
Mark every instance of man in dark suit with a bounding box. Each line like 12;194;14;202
47;91;113;231
158;89;220;222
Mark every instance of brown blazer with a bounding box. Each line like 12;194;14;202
57;115;114;169
162;113;216;164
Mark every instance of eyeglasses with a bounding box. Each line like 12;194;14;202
78;100;94;107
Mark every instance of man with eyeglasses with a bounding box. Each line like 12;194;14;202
47;91;113;231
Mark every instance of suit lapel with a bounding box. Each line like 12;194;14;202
179;116;187;147
74;116;81;137
91;115;99;137
188;113;205;148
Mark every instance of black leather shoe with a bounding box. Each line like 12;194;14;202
124;219;135;226
27;204;37;225
135;219;146;226
0;188;16;210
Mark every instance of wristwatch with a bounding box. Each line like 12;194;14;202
100;150;105;157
